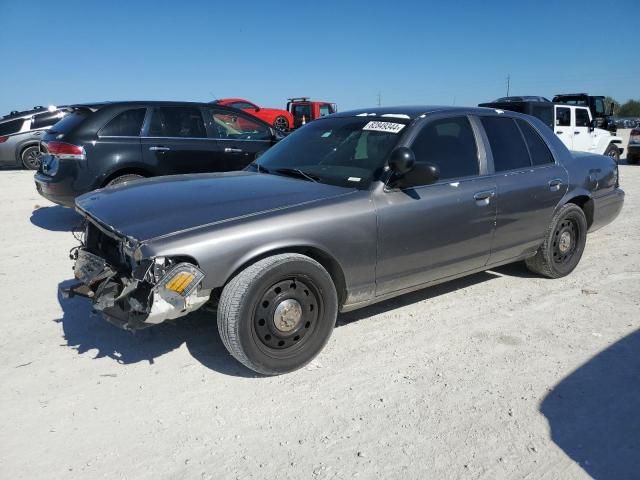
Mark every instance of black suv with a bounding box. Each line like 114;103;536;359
0;105;70;169
35;101;283;206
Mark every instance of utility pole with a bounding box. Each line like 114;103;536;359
506;74;510;96
377;92;382;107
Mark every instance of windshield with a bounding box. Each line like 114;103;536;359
252;117;407;188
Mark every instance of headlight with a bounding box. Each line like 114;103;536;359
155;263;205;297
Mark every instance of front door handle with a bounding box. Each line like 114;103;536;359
556;130;563;134
574;131;581;135
548;179;563;191
224;147;243;153
149;146;170;152
473;190;495;206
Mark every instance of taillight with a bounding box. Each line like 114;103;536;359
0;135;8;143
43;141;85;160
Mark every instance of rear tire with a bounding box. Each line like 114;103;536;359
217;253;338;375
604;143;620;163
273;116;289;131
525;203;588;279
21;145;41;170
106;173;145;187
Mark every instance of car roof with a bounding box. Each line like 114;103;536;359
1;105;69;122
333;105;504;120
214;98;254;104
70;100;243;110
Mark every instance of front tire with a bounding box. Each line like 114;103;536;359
604;143;620;163
273;116;289;131
21;145;41;170
217;253;338;375
525;203;588;278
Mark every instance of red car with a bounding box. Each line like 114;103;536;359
215;98;294;131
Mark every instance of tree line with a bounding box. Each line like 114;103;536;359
604;97;640;117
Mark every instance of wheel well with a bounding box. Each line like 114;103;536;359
101;167;153;187
18;142;39;159
227;247;348;307
566;195;594;228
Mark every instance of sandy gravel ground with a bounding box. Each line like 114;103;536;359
0;166;638;480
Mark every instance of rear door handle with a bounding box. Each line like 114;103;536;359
548;179;563;191
574;131;581;135
556;130;563;134
224;147;243;153
473;190;495;206
149;146;170;152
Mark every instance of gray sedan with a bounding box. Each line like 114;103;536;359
67;106;624;374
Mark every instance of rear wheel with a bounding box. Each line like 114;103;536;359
525;203;587;278
106;173;145;187
604;143;620;162
273;116;289;131
21;146;41;170
217;253;338;375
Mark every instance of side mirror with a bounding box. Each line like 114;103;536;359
255;107;261;113
608;102;615;116
388;147;416;175
388;148;440;188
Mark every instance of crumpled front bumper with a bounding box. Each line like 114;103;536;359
64;248;211;330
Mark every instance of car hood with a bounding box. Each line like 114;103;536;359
76;171;354;243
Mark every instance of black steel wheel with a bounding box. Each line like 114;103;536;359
217;253;338;375
21;145;41;170
273;115;289;131
526;203;587;278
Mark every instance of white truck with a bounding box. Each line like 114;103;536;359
479;98;624;160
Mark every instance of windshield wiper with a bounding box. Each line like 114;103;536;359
274;168;319;183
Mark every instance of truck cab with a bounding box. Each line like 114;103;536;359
478;99;624;160
286;98;337;129
552;93;616;134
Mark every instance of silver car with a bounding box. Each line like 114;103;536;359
0;106;69;169
66;106;624;375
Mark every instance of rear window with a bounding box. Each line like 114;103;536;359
0;118;25;136
481;116;531;172
31;110;69;130
99;108;146;136
49;110;90;134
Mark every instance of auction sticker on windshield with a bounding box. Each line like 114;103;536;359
363;121;406;134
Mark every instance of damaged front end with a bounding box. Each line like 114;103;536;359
64;219;211;330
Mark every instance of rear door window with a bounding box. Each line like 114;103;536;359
481;116;531;172
0;118;26;136
516;119;554;166
319;104;332;117
100;108;146;136
555;107;571;127
410;116;479;180
148;107;207;138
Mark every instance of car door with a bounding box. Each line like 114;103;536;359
374;115;497;296
203;108;273;170
481;115;569;264
554;106;573;149
140;105;221;174
572;107;592;152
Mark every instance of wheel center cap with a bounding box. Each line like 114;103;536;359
559;231;572;253
273;299;303;332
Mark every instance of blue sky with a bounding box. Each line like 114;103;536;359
1;0;638;114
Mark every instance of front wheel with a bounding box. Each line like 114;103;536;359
525;203;588;278
273;116;289;131
604;143;620;163
217;253;338;375
21;145;41;170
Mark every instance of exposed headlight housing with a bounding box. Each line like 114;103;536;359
155;263;205;297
